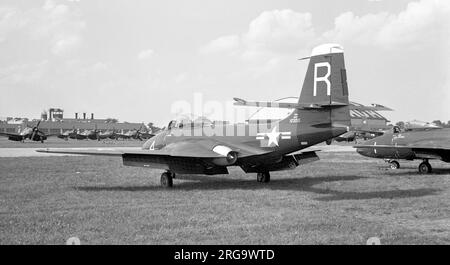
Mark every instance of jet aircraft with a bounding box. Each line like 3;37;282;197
38;43;352;187
355;128;450;173
404;120;442;131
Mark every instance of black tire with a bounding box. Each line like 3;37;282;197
257;173;263;182
257;172;270;183
389;161;400;169
418;162;432;174
160;172;173;188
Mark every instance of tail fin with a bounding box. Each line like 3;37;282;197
290;43;350;127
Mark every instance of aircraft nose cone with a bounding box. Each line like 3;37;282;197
356;147;372;158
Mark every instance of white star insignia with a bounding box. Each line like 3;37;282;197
266;127;281;147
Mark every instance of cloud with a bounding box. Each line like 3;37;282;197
242;9;315;53
137;49;154;60
0;61;49;85
202;0;450;57
0;0;86;55
202;9;315;60
200;35;240;54
324;0;450;49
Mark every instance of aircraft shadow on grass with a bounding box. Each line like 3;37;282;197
74;174;440;201
382;168;450;176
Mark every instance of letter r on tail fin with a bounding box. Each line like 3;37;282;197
313;62;331;97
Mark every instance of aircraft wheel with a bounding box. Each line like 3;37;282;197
257;172;270;183
389;160;400;169
326;139;332;145
160;172;173;188
418;162;432;174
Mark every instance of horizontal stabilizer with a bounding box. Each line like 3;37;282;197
349;104;393;111
233;98;348;109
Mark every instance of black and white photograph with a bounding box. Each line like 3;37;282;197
0;0;449;251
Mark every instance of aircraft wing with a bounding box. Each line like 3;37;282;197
354;129;385;136
37;139;268;159
354;145;450;160
349;105;393;111
37;139;271;174
0;132;19;137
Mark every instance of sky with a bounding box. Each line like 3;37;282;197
0;0;449;126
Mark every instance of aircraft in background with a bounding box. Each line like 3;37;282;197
0;121;53;143
335;119;442;144
330;103;393;144
116;126;153;140
38;43;352;187
97;129;119;140
404;120;442;131
354;128;450;173
72;129;92;140
86;125;102;140
332;128;385;144
57;128;78;141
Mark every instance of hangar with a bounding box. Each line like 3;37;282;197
0;108;145;135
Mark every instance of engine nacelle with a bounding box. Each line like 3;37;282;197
211;145;238;166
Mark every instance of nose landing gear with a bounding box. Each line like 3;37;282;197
389;160;400;169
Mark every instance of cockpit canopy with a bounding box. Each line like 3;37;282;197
167;115;213;130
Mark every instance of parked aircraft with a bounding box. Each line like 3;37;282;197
355;128;450;173
0;121;52;143
404;120;442;131
38;43;352;187
333;129;385;143
116;126;152;140
73;129;92;140
57;128;77;141
87;125;102;140
97;129;118;140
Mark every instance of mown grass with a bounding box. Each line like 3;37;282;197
0;152;449;244
0;137;143;148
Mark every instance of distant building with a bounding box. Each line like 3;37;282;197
0;108;146;134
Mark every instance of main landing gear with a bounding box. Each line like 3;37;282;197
385;159;400;169
256;172;270;183
160;171;175;188
389;160;400;169
418;160;432;174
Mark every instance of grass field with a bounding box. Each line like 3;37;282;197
1;150;449;245
0;137;143;148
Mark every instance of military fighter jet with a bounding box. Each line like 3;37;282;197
333;129;385;143
404;120;442;131
354;128;450;173
0;121;52;143
38;43;352;187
